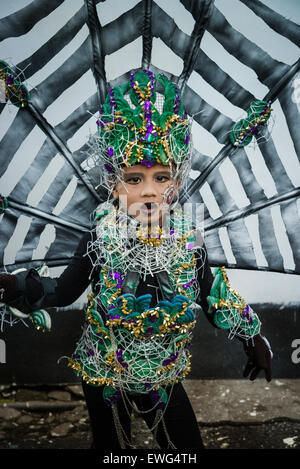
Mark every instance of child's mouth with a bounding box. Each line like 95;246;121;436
141;202;158;215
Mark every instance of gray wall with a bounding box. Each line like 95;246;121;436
0;303;299;385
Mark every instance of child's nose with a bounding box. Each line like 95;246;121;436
140;181;157;197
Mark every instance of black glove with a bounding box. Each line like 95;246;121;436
242;334;272;382
0;269;48;315
0;273;17;302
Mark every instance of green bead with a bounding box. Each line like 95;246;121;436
210;271;223;298
159;147;168;164
146;133;155;143
220;281;227;299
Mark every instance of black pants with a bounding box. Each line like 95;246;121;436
82;380;204;450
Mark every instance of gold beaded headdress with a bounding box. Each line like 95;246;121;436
88;70;192;189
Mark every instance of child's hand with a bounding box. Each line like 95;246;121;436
242;334;273;382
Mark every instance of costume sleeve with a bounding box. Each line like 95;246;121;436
206;266;261;340
195;246;261;340
4;230;97;315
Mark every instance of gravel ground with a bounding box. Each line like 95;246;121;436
0;384;299;451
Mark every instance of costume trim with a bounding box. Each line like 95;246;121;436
207;266;261;340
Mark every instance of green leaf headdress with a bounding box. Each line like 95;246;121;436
88;70;192;191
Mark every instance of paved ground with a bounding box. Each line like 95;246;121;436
0;379;299;451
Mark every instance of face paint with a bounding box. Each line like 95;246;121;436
162;184;178;208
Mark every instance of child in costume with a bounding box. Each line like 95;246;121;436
0;70;272;450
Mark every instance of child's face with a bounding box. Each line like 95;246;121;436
112;164;180;226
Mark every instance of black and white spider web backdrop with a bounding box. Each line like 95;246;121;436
0;0;299;303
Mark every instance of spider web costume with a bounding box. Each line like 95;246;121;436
0;0;297;449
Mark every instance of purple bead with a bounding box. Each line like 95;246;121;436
184;135;190;144
6;75;13;85
146;123;153;132
141;158;154;167
183;279;195;289
87;349;94;356
109;313;120;319
110;271;120;279
107;147;114;156
104;164;113;173
144;100;151;111
251;126;259;135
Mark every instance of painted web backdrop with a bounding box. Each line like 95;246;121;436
0;0;299;302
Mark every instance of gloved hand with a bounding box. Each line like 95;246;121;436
242;334;273;382
0;273;16;302
0;270;52;332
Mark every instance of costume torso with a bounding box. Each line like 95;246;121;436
68;205;204;402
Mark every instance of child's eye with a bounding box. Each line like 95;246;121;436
125;177;141;184
156;175;170;182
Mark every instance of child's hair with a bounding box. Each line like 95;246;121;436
85;70;193;196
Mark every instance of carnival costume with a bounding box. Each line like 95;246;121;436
0;70;272;449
